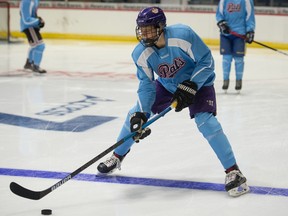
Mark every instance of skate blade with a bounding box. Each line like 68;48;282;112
32;72;46;76
228;183;250;197
96;171;110;176
96;166;121;176
96;169;119;176
23;68;33;72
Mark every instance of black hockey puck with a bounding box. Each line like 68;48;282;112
41;209;52;215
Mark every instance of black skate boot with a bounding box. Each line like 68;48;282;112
225;169;250;197
97;152;127;175
235;80;242;91
32;64;47;74
24;59;33;71
222;80;229;91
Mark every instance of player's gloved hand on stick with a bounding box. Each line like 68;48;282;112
245;31;254;44
217;20;230;34
172;80;197;112
130;112;151;143
38;17;45;28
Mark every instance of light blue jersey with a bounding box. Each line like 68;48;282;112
132;24;215;114
20;0;41;32
216;0;255;35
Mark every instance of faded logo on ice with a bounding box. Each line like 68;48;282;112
0;95;117;132
36;95;113;116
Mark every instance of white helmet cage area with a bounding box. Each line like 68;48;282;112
136;24;166;47
135;7;167;47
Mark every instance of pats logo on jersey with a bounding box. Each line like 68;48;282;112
227;3;241;12
158;57;185;78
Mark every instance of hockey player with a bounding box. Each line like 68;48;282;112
20;0;46;73
216;0;255;91
97;6;249;197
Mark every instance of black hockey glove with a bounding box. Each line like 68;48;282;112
38;17;45;28
172;80;197;112
245;31;254;44
217;20;230;34
130;112;151;143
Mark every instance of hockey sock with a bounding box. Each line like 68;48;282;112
223;55;232;80
234;56;244;80
31;43;45;66
195;112;236;169
225;164;239;173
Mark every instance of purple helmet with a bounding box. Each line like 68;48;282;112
136;7;166;47
136;7;166;27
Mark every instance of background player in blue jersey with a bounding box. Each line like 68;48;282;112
216;0;255;91
97;7;249;197
20;0;46;73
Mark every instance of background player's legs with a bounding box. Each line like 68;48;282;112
234;56;244;80
23;28;46;73
220;35;233;90
234;56;244;90
24;47;33;70
28;47;33;62
232;37;246;90
31;43;45;67
222;55;233;89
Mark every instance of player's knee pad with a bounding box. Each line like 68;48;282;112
195;112;223;140
223;55;233;76
34;43;45;53
234;56;244;64
30;43;45;65
234;56;244;76
223;55;233;63
30;43;45;57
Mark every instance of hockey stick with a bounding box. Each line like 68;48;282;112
10;102;177;200
229;31;288;57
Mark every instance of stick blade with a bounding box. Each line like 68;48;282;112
10;182;42;200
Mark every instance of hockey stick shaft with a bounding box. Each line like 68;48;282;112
10;102;176;200
229;31;288;57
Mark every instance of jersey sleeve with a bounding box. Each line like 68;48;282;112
245;0;256;32
186;28;215;89
132;47;156;114
216;0;225;22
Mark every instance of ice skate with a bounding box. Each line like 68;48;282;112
23;59;33;71
222;80;229;93
235;80;242;93
32;64;47;74
225;170;250;197
97;153;125;175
